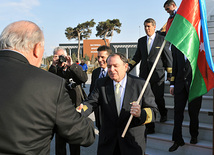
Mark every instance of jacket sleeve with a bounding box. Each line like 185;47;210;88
67;63;88;85
132;81;158;126
81;80;100;117
48;65;57;74
162;40;173;79
56;79;95;147
129;39;142;72
170;45;178;86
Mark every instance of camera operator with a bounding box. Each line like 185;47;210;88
49;47;87;155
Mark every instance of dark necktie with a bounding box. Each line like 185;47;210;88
100;69;105;78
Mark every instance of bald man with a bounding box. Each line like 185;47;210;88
0;20;95;154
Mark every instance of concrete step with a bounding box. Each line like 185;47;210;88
147;133;212;155
208;26;214;33
146;147;181;155
164;93;213;110
154;120;212;141
166;105;213;124
211;15;214;21
210;39;214;47
209;32;214;39
208;20;214;27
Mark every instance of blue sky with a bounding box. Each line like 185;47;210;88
0;0;183;56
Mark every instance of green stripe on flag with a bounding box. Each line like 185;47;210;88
190;66;207;101
165;14;207;101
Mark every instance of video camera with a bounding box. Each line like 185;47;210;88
58;55;66;64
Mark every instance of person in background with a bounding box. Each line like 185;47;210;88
49;47;88;155
164;0;202;152
0;20;95;154
78;53;158;155
76;60;79;65
89;45;113;130
79;60;88;88
129;18;172;134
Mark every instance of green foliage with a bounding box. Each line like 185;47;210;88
65;19;96;41
84;54;90;61
71;53;77;62
96;19;122;45
65;19;96;61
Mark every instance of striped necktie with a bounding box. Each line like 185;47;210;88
100;69;105;78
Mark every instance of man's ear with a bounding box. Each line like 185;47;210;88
33;42;43;58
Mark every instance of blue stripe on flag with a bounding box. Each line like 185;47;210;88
199;0;214;72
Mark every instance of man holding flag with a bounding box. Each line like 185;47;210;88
164;0;214;152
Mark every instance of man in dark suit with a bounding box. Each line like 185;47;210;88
168;46;202;152
0;20;95;154
49;47;88;155
129;18;172;134
78;53;158;155
89;45;112;94
89;45;113;130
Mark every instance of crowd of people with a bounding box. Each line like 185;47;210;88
0;0;203;155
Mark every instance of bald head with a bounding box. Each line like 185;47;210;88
0;20;45;67
0;20;44;53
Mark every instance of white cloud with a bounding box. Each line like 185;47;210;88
0;0;40;20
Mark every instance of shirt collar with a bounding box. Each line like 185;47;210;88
113;74;127;89
147;33;156;41
101;67;108;72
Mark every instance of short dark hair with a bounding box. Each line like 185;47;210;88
107;53;128;64
144;18;156;26
164;0;176;7
97;45;113;55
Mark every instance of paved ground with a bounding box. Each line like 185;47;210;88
50;74;99;155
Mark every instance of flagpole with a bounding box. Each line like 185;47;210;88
122;40;167;138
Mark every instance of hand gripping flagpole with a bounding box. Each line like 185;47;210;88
122;40;167;138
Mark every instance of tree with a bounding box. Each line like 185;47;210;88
96;19;122;45
65;19;96;61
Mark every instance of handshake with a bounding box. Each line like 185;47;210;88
76;104;88;113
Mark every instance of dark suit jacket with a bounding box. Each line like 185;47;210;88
170;46;192;94
129;33;172;84
49;64;88;107
82;74;158;155
0;50;95;154
89;67;102;94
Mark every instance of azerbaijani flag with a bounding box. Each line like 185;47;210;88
165;0;214;102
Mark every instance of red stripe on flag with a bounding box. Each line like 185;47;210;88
177;0;200;36
197;27;214;91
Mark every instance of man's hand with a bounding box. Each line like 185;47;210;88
76;104;83;113
130;101;141;117
170;87;174;95
66;56;73;66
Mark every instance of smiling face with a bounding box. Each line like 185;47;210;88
107;55;128;82
98;50;109;69
144;22;156;37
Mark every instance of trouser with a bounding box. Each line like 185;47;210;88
55;133;80;155
150;81;167;117
172;88;202;143
146;81;167;131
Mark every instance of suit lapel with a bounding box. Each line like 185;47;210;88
142;37;149;58
105;79;118;118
